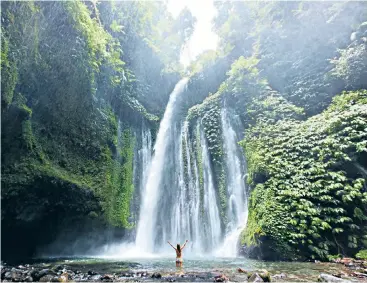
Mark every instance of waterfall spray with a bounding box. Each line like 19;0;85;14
135;78;189;253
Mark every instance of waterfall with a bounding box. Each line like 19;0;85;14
105;79;248;258
135;78;189;253
200;123;222;252
139;124;152;201
183;122;202;254
215;108;248;257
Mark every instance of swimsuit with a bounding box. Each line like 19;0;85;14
176;257;183;263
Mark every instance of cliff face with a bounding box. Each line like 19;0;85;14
0;1;185;259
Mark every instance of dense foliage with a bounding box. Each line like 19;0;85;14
1;0;194;258
184;1;367;260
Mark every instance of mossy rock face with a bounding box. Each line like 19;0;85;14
0;1;157;259
240;90;367;260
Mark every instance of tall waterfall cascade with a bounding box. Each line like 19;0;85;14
106;79;249;258
215;108;249;257
135;78;189;253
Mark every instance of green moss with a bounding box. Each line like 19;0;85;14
1;33;18;107
241;90;367;259
195;123;205;214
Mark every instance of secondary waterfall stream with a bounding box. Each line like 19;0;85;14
104;79;248;258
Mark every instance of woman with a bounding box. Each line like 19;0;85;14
167;240;188;267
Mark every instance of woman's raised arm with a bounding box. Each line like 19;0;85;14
181;240;189;250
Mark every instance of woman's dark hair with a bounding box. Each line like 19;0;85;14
177;244;181;253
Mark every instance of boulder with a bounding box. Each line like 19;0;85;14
39;274;58;282
214;274;229;282
318;273;352;282
90;274;102;281
152;272;162;279
259;270;271;282
88;270;97;276
249;273;264;282
4;271;12;281
101;274;114;282
11;269;24;282
24;275;33;282
272;273;286;280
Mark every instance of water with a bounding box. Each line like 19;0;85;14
104;79;249;259
136;78;189;253
200;124;222;252
216;108;248;257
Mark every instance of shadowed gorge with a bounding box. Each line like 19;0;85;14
1;1;367;282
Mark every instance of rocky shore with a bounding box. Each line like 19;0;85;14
1;258;366;282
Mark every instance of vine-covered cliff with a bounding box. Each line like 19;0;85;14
1;1;194;259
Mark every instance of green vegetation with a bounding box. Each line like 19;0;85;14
1;0;195;259
356;250;367;260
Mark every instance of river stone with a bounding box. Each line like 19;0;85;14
152;272;162;279
24;275;33;282
90;274;102;281
4;272;12;280
259;270;271;282
214;274;229;282
39;274;58;282
249;273;264;282
272;273;286;279
11;269;24;282
318;273;352;282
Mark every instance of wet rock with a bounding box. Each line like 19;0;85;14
352;271;367;278
272;273;286;280
30;269;41;281
238;268;247;273
4;271;12;281
39;269;51;278
88;270;97;276
259;270;271;282
318;273;351;282
59;272;68;282
39;274;58;282
340;258;354;265
90;274;102;281
249;273;264;282
24;275;33;282
152;272;162;279
101;274;114;282
11;269;24;282
214;274;229;282
136;271;148;277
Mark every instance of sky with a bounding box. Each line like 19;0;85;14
167;0;218;67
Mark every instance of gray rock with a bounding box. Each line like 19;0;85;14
11;269;24;282
318;273;352;282
272;273;286;279
30;269;40;281
249;273;264;282
152;272;162;279
4;271;12;280
24;275;33;282
90;274;102;281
